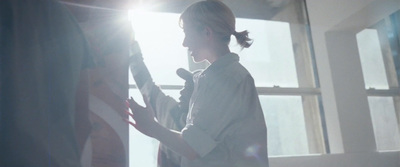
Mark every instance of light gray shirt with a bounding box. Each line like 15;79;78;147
181;53;269;167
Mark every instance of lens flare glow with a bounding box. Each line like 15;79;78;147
245;144;261;157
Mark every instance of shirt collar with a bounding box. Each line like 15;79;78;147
202;52;239;75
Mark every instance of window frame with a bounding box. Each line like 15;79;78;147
128;0;328;160
359;10;400;151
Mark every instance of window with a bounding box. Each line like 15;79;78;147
356;9;400;151
128;1;325;166
128;12;187;167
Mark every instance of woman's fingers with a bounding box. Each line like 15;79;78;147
128;96;139;108
125;110;133;118
128;96;147;114
123;118;136;127
142;95;156;118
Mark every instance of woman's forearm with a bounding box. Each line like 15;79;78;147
151;122;199;161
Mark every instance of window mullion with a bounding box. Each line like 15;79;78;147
302;95;326;154
393;96;400;138
257;87;320;95
366;88;400;96
129;84;184;90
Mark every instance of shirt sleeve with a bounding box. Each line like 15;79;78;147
149;85;187;131
182;74;257;157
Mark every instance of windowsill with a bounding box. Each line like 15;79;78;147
269;153;323;158
268;150;400;159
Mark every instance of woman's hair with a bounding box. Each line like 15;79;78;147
179;0;253;49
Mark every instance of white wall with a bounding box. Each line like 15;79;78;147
270;0;400;166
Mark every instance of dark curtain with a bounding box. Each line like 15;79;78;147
0;0;93;166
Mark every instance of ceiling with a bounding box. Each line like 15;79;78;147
61;0;291;20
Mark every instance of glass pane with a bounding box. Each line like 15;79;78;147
128;88;180;167
231;19;299;87
390;10;400;85
129;124;159;167
131;12;189;85
128;89;158;167
259;95;309;156
128;69;134;85
161;89;181;101
368;96;400;151
356;29;389;89
128;69;184;101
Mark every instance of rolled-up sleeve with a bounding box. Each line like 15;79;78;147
181;123;218;157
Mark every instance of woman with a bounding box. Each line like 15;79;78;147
126;0;269;166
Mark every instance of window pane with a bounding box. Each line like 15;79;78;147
259;95;309;156
368;96;400;151
129;124;159;167
356;29;389;89
128;68;182;101
232;19;299;87
128;89;158;167
161;89;181;101
131;12;189;85
128;89;180;167
390;10;400;83
128;69;134;86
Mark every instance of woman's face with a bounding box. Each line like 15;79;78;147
182;24;211;63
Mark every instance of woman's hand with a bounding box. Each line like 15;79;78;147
125;96;200;160
125;96;158;138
